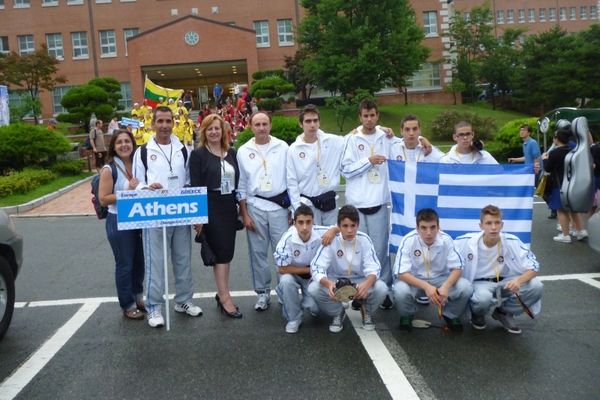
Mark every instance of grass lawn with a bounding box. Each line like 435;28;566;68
317;101;531;142
0;173;93;207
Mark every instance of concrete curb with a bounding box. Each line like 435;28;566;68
1;175;94;216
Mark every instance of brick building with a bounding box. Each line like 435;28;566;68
0;0;597;119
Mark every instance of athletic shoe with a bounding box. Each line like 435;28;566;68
360;306;375;331
556;223;562;232
147;310;165;328
174;301;203;317
379;295;395;310
399;315;413;332
351;299;362;311
553;233;572;243
492;307;522;334
285;319;301;334
329;310;346;333
576;229;588;241
443;316;464;332
548;211;557;219
416;296;430;305
254;292;271;311
471;313;487;330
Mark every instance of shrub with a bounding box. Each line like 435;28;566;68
50;159;85;176
257;97;283;112
486;117;540;161
0;168;56;197
430;111;497;142
0;123;72;173
235;115;302;148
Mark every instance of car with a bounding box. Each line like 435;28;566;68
0;209;23;340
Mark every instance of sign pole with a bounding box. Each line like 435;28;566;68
163;226;170;331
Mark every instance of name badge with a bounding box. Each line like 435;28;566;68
367;168;381;184
167;174;179;190
260;174;273;191
221;173;233;195
317;170;329;187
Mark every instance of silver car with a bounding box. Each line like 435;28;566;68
0;209;23;340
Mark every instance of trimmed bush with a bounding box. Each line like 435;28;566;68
235;115;302;148
0;168;56;197
486;117;540;161
0;123;72;173
257;97;283;112
430;111;497;142
50;159;85;176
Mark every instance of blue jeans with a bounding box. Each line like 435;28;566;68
106;213;145;310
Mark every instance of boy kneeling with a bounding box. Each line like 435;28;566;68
393;208;472;332
309;205;388;333
455;205;543;334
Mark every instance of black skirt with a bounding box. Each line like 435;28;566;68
203;191;238;264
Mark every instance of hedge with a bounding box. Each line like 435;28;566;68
0;168;57;197
235;115;302;148
485;117;540;162
430;111;497;142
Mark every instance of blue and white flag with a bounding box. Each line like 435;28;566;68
388;161;534;254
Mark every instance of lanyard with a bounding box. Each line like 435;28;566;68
208;145;226;176
402;145;421;162
154;139;174;173
339;237;357;276
418;238;432;278
253;138;270;172
316;136;322;171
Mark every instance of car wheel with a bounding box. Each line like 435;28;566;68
0;256;15;340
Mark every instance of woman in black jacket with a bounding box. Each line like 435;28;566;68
189;114;243;318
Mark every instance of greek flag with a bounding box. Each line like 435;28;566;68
388;161;534;254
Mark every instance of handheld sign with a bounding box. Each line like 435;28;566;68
120;117;141;128
116;187;208;230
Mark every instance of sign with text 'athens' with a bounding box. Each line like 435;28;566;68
116;188;208;230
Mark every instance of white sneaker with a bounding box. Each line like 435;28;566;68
147;310;165;328
174;301;203;317
254;293;271;311
576;229;588;240
556;223;562;232
285;319;302;334
553;233;572;243
361;309;375;331
329;310;346;333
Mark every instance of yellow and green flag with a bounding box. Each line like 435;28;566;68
144;76;184;109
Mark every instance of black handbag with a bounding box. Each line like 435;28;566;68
195;231;216;267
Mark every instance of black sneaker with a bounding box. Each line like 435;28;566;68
399;315;413;332
379;295;394;310
492;308;522;334
471;313;487;330
443;316;464;332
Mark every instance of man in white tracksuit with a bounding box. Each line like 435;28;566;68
238;112;290;311
439;121;498;164
287;104;345;226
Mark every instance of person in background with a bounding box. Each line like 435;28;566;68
108;117;120;136
508;124;542;185
98;129;145;320
90;119;107;173
440;121;498;164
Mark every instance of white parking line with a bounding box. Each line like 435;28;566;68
0;302;100;400
347;310;420;400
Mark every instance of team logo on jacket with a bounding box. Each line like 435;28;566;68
468;253;473;261
249;153;255;159
414;250;421;257
337;250;344;257
299;152;306;159
396;155;403;160
497;256;504;263
358;144;365;151
150;154;157;161
294;250;300;257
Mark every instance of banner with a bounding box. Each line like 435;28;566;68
143;76;184;109
388;161;534;254
0;85;9;126
116;187;208;230
120;117;141;128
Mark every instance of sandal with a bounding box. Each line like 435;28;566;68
123;308;145;320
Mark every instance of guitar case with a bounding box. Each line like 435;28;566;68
561;117;594;212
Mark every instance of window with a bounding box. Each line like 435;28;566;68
67;0;83;4
95;0;111;3
8;90;29;110
170;8;177;16
463;11;470;22
591;6;598;20
549;8;556;22
559;7;566;21
528;8;535;22
71;31;88;59
539;8;546;22
496;10;504;24
42;0;58;6
123;28;138;56
518;9;525;23
570;7;576;21
99;30;116;56
211;6;219;14
0;36;8;54
581;6;587;20
0;0;4;9
119;82;132;110
46;33;64;59
507;9;514;24
407;63;441;89
13;0;30;8
191;7;197;15
52;86;71;114
277;19;293;46
423;11;438;36
253;20;270;48
18;34;34;55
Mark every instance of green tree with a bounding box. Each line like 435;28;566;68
284;49;316;100
249;73;295;112
443;77;466;105
57;77;122;130
573;24;600;105
299;0;428;99
0;45;66;124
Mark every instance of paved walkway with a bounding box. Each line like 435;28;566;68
19;178;95;217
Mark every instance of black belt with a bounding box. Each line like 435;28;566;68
474;277;505;282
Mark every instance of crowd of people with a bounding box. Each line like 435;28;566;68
91;98;600;336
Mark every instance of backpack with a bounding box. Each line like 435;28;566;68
139;143;188;183
91;163;117;220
